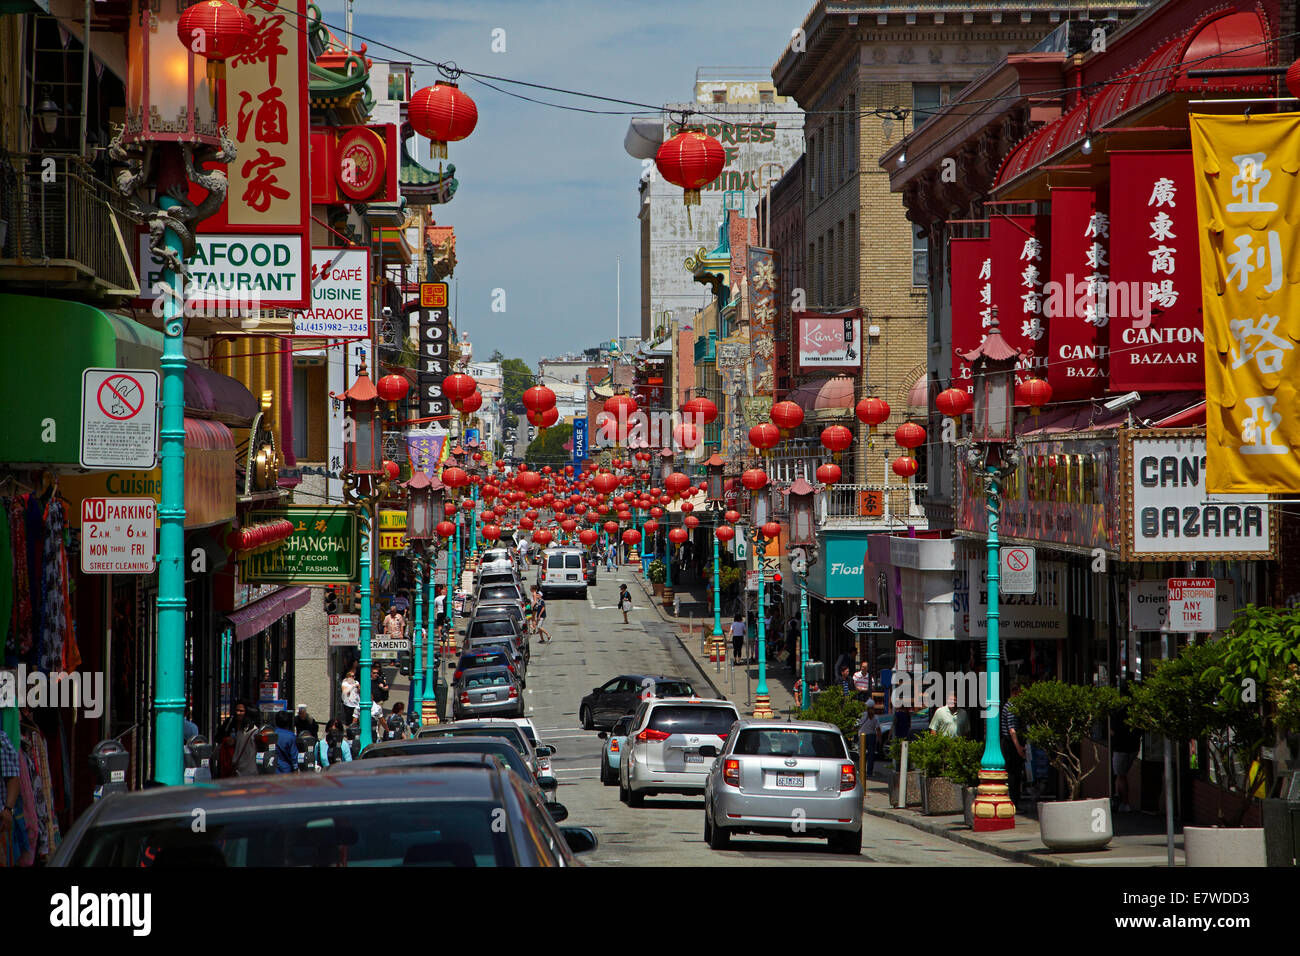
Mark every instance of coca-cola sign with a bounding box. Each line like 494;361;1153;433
796;310;862;371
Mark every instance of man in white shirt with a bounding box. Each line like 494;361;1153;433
852;661;873;702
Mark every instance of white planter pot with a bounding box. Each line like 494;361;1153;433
1039;798;1113;852
1184;827;1266;868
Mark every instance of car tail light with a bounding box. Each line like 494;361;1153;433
508;686;518;699
609;739;619;752
723;759;740;788
840;763;856;791
453;669;463;681
459;691;470;704
635;727;670;742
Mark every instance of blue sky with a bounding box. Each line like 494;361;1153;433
316;0;805;366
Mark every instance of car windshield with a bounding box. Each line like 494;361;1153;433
459;653;508;669
66;803;516;867
655;682;695;698
480;587;519;600
647;705;738;737
359;742;530;780
733;728;847;759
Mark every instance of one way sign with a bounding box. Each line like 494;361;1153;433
844;616;892;634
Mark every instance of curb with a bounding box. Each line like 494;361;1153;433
862;803;1067;866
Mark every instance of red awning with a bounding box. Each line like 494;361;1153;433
1019;393;1201;435
788;375;856;412
227;586;313;642
995;8;1272;190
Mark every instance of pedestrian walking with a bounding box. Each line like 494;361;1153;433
533;587;551;642
371;664;390;705
618;585;633;624
785;618;799;672
730;613;746;662
1111;691;1141;813
1001;684;1027;805
340;664;360;725
273;711;299;773
855;703;883;777
746;612;759;663
293;704;318;739
930;693;963;737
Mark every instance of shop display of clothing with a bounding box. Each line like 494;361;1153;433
7;497;32;657
37;497;67;674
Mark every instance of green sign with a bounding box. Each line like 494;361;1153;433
240;506;359;584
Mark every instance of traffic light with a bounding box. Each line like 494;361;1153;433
324;586;339;615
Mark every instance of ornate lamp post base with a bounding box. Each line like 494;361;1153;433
421;698;441;726
709;638;727;663
971;768;1017;831
752;694;774;720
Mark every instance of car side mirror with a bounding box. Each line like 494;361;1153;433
561;826;598;854
699;745;718;758
536;745;555;757
597;731;607;740
538;776;558;793
547;802;569;823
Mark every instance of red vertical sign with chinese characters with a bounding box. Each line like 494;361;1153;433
189;0;311;309
1046;186;1109;401
990;212;1051;389
1109;151;1202;391
949;235;990;397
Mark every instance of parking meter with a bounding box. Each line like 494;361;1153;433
185;735;214;784
91;740;131;799
257;724;278;773
298;732;318;772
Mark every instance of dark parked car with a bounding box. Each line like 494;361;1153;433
50;766;596;866
416;720;546;778
340;741;558;802
579;674;697;731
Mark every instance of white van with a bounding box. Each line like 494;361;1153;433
538;547;587;599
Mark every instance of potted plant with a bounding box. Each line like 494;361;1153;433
912;735;961;815
1130;607;1299;867
1012;680;1121;851
647;559;666;595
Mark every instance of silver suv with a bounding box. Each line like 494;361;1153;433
619;698;739;806
703;719;862;854
538;547;587;599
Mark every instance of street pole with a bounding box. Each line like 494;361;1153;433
800;573;810;709
753;528;772;719
413;552;425;714
357;505;374;748
471;482;479;559
424;548;437;724
711;526;723;638
972;462;1014;830
153;182;186;786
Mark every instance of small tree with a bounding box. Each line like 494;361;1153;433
1012;680;1121;801
796;685;863;739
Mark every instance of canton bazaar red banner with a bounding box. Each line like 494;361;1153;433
990;212;1051;391
1047;186;1109;401
948;235;990;396
1108;150;1202;391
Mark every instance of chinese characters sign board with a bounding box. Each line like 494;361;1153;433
949;236;990;395
1190;114;1300;493
747;246;776;397
240;507;359;583
990;212;1051;386
1109;151;1202;391
1047;186;1108;401
292;248;370;337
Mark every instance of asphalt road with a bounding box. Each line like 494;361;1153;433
507;565;1016;868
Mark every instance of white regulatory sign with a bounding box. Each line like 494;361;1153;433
80;497;156;574
999;546;1036;594
81;368;159;470
1166;577;1217;633
327;614;360;647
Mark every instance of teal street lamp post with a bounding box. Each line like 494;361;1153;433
750;481;775;720
959;308;1022;832
786;477;818;711
412;555;424;712
705;455;727;654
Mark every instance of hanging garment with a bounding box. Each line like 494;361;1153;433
59;519;79;673
23;743;48;858
8;498;31;656
15;743;37;865
0;502;12;661
30;729;59;853
37;497;66;674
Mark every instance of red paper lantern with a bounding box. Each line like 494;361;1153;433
935;387;972;418
741;468;769;491
684;514;700;530
895;421;927;454
519;516;534;530
716;525;735;543
770;400;805;432
515;470;542;493
444;502;457;517
533;530;554;547
892;456;919;479
643;520;660;535
680;501;694;514
604;393;638;420
664;472;692;497
383;460;400;480
593;473;619;495
673;421;700;450
669;527;689;545
441;466;470;488
761;521;781;540
855;397;891;431
724;510;741;524
460;498;475;512
482;524;501;541
682;396;718;424
820;424;853;455
816;462;842;485
560;519;578;533
441;373;477;411
522;385;557;413
409;82;478;159
748;422;780;452
655;128;726;208
603;521;619;535
621;529;642;546
436;520;455;539
376;373;410;406
540;406;560;429
649;507;665;519
459;389;484;414
579;529;599;546
1018;377;1053;412
177;0;253;61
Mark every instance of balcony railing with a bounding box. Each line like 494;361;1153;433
0;152;139;294
694;330;716;363
820;483;928;528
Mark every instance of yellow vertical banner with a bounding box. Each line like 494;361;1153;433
1190;113;1300;493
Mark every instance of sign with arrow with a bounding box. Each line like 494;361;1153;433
844;616;892;634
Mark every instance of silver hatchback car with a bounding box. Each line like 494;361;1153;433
703;719;862;854
619;698;739;805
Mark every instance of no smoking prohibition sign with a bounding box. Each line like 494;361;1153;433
1006;549;1029;571
81;368;159;470
1000;545;1036;594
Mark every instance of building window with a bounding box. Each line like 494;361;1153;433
847;95;856;171
760;88;774;103
913;83;953;129
912;225;929;288
848;213;857;302
712;89;726;103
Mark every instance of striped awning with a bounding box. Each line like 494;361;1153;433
226;587;313;642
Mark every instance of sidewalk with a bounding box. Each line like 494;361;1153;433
626;566;1184;867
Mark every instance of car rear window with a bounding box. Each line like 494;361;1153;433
565;554;582;569
459;653;508;670
547;554;563;569
733;728;847;759
469;621;516;638
66;803;516;867
467;674;510;688
480;586;519;600
655;682;695;698
647;705;738;737
420;727;528;755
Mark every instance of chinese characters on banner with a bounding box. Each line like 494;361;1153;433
990;212;1051;389
748;246;777;403
1047;187;1109;401
406;433;447;479
1190;113;1300;493
1109;151;1203;391
189;0;310;310
949;235;991;396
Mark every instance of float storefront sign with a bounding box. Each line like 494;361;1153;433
949;235;990;393
796;310;862;371
1190;113;1300;493
169;0;312;310
1121;429;1274;561
1109;150;1202;391
292;248;370;337
240;507;358;584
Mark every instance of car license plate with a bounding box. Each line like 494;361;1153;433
684;752;704;764
776;774;803;788
568;574;578;580
480;693;497;702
